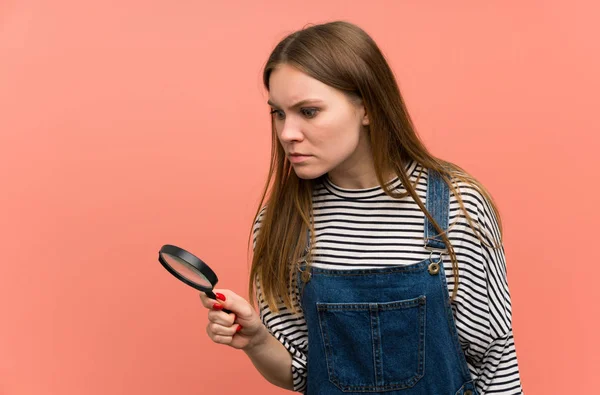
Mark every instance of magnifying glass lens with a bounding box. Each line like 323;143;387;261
158;244;232;314
160;252;213;288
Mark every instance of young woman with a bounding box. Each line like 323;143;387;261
199;21;524;395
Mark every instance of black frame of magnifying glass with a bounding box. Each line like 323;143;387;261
158;244;219;298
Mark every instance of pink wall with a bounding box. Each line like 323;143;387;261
1;1;598;394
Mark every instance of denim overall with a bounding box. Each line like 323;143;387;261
296;169;478;395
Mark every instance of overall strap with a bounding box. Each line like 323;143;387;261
305;227;311;252
425;168;450;251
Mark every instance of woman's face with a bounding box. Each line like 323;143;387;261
268;64;371;183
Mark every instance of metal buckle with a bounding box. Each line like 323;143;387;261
424;241;446;276
297;263;311;282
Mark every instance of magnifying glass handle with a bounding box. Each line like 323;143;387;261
205;290;233;314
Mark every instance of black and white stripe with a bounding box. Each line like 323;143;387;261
253;160;524;394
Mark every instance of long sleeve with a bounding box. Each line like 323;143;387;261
252;209;309;392
462;188;524;394
256;279;308;392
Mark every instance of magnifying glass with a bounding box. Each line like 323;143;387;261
158;244;232;314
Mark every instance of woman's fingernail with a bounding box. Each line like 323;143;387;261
215;293;226;301
236;325;243;332
213;303;223;310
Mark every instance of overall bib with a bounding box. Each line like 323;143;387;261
296;170;478;395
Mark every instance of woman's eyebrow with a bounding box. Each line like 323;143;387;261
267;98;324;109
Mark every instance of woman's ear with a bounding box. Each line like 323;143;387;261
362;112;370;126
359;103;369;126
352;96;369;126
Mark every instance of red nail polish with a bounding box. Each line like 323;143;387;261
216;293;226;301
213;303;223;310
236;325;243;332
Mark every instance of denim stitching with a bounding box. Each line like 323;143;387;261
317;307;338;386
317;296;426;391
370;304;382;387
438;259;473;380
311;260;429;276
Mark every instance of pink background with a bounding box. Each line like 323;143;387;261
1;1;598;394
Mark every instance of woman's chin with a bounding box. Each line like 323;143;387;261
293;167;327;180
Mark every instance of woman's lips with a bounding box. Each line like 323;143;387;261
289;154;312;164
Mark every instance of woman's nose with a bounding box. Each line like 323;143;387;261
279;122;304;143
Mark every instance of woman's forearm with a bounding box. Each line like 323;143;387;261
243;325;294;391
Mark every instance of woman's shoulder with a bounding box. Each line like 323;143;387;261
444;167;503;247
431;163;496;215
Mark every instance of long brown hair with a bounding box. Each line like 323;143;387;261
248;21;502;314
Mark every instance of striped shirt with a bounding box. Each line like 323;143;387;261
253;160;524;394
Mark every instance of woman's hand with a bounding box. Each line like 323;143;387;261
199;289;266;351
200;289;294;390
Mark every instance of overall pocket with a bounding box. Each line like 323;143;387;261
316;295;426;392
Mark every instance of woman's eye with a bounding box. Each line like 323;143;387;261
269;109;285;120
269;108;319;120
301;108;319;118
